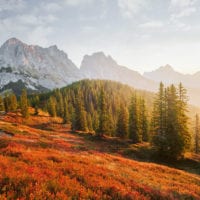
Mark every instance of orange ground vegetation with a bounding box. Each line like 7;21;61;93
0;110;200;199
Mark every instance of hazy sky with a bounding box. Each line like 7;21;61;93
0;0;200;74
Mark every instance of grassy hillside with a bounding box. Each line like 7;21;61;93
0;110;199;199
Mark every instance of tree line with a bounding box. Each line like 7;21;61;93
0;89;29;118
31;80;151;143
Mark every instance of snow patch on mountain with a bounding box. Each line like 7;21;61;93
0;38;82;90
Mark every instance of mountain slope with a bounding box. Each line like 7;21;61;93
0;38;82;91
0;111;199;199
80;52;157;91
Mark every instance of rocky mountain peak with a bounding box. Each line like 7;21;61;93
158;64;174;72
0;38;82;91
3;37;23;46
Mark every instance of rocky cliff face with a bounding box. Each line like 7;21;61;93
80;52;157;91
0;38;82;91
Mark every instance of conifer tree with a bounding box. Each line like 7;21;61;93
10;93;17;111
63;97;70;124
55;89;64;117
129;94;141;143
195;114;200;154
165;84;180;157
4;94;10;112
177;83;191;151
139;98;149;142
116;104;129;138
92;111;99;133
107;108;115;136
74;96;88;131
98;89;109;136
152;82;166;137
31;95;39;115
152;83;190;159
0;96;5;111
20;89;29;118
151;83;167;153
48;96;57;117
87;113;93;132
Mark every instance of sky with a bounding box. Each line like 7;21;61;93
0;0;200;74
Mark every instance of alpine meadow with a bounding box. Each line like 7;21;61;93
0;0;200;199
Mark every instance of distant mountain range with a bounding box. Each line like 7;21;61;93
0;38;200;107
144;64;200;89
144;65;200;107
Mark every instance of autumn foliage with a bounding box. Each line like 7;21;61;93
0;111;199;199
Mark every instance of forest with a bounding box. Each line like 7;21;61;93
0;79;199;159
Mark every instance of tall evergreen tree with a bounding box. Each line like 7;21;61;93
116;104;129;138
31;95;40;115
74;96;88;131
129;94;141;143
20;89;29;119
0;96;5;111
165;84;180;157
177;83;191;151
4;94;10;112
10;93;17;111
63;97;70;124
48;96;57;117
98;89;109;136
195;114;200;154
139;98;149;142
152;83;190;159
152;82;166;137
92;111;99;133
55;89;64;117
87;113;93;132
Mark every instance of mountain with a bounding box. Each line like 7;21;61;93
144;64;200;89
1;38;200;107
0;38;82;92
0;39;158;94
80;52;157;91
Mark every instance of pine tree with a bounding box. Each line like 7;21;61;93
165;84;180;157
177;83;191;152
31;95;39;115
48;96;57;117
63;97;70;124
195;114;200;154
151;82;167;153
20;89;29;118
10;93;17;111
56;89;64;117
4;94;10;112
98;89;109;136
116;104;129;138
152;82;166;137
129;94;141;143
139;98;149;142
87;113;93;132
152;83;190;159
92;111;99;133
74;96;88;131
0;96;5;111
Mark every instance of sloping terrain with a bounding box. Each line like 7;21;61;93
0;111;199;199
